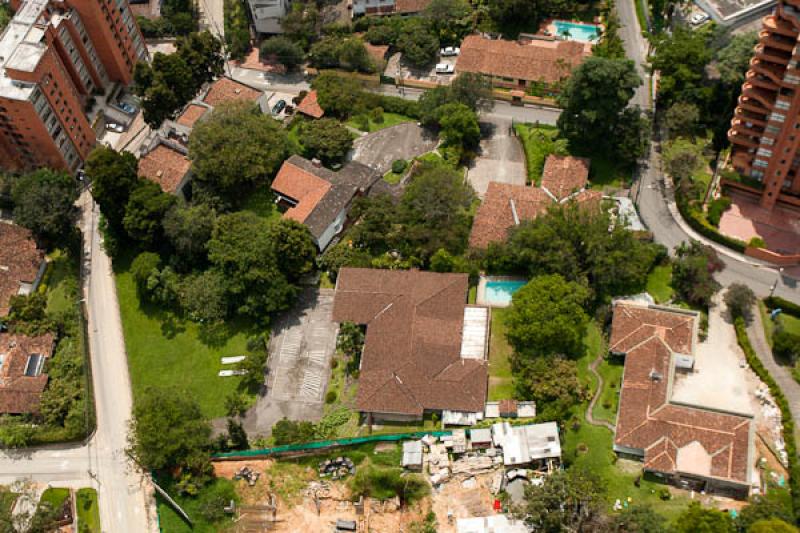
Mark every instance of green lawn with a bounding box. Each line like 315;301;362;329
346;112;415;133
646;264;674;304
76;488;100;533
583;154;631;190
415;152;446;166
760;301;800;345
514;123;560;185
383;168;405;184
42;249;79;315
114;254;261;418
0;489;18;519
38;487;70;512
592;355;624;425
156;477;238;533
488;308;514;401
240;187;281;223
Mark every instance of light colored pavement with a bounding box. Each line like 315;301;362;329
0;195;156;533
352;123;439;174
467;117;527;198
197;0;225;39
616;0;650;110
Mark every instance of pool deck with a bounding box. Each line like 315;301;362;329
542;19;603;43
476;275;528;308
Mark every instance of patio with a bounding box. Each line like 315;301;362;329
719;192;800;254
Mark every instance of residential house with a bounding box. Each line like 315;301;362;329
469;155;602;249
0;222;46;316
456;34;590;91
332;268;490;422
491;421;562;468
352;0;431;16
247;0;291;34
271;155;379;250
137;138;192;200
201;77;268;113
611;301;755;499
0;332;55;414
296;90;325;119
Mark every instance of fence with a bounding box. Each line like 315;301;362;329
213;430;454;461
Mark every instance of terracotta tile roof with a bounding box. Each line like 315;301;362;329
468;182;551;249
611;302;753;486
176;103;209;128
394;0;431;13
271;156;379;243
138;143;191;195
203;78;262;107
456;35;589;84
541;155;590;201
332;268;488;416
0;222;44;316
0;332;54;414
296;90;324;119
364;43;390;64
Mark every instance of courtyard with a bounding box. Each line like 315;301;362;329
719;191;800;255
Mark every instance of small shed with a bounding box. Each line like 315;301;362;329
470;428;493;449
499;399;518;418
402;440;423;471
452;429;468;454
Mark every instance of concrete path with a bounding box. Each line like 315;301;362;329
352;123;438;174
467;117;527;198
747;307;800;435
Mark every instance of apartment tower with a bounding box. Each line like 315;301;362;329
0;0;146;173
728;0;800;210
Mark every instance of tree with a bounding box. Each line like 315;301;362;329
177;31;224;89
226;418;248;450
11;169;78;245
180;270;229;323
123;180;176;246
130;251;162;294
399;165;475;260
397;19;439;67
189;101;289;198
84;147;140;229
128;387;211;471
282;1;319;49
672;241;724;308
747;519;797;533
593;11;625;59
163;203;216;268
665;102;700;140
337;38;374;73
265;219;317;282
260;36;305;70
438;103;481;149
650;28;712;110
663;138;704;181
0;416;35;448
447;72;494;113
312;72;365;118
519;467;606;532
272;417;316;444
609;505;667;532
724;283;755;323
557;57;647;167
715;32;758;87
487;0;537;29
425;0;473;43
506;274;591;358
299;118;354;166
673;502;734;533
515;356;582;421
773;327;800;364
736;492;795;532
135;52;196;127
318;240;373;280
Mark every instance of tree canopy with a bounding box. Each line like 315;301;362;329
514;355;583;421
673;502;734;533
123;180;176;246
84;146;140;230
298;118;354;166
672;241;724;309
11;169;78;245
519;467;607;532
260;36;306;71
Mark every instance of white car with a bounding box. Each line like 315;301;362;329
440;46;460;57
690;12;709;25
435;63;455;74
105;122;124;133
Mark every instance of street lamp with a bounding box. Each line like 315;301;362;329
770;267;785;297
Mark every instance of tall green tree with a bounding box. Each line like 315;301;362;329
424;0;473;43
673;502;734;533
177;31;224;89
265;218;317;282
299;118;354;166
650;27;712;110
609;504;667;532
260;36;306;71
557;57;648;166
162;203;217;268
663;138;704;181
84;146;140;229
506;274;591;358
397;19;439;67
519;467;607;532
189;101;289;199
135;52;195;126
312;73;365;118
11;169;78;245
123;180;176;246
514;356;582;421
672;241;724;308
438;103;481;149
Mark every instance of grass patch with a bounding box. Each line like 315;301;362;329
514;123;559;185
468;285;477;304
38;487;70;511
0;489;18;518
634;0;648;32
415;152;446;166
488;308;514;401
241;187;281;223
760;301;800;344
155;477;238;533
581;152;630;190
346;112;415;133
370;412;440;435
383;168;405;184
319;271;335;289
114;252;260;418
646;264;674;304
42;249;79;315
76;488;100;533
592;356;623;425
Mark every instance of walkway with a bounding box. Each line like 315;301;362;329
585;353;616;432
747;307;800;435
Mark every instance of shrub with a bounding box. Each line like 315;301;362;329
325;390;337;404
659;488;671;501
724;283;756;323
354;114;370;132
765;296;800;318
748;236;766;248
773;328;800;364
370;106;384;123
391;159;407;174
706;196;732;227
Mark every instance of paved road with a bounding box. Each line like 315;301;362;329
352;123;438;173
197;0;225;40
0;195;155;533
616;0;650;109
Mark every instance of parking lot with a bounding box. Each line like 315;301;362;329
238;288;338;436
384;52;458;85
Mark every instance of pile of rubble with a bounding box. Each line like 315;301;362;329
233;466;261;486
319;457;356;480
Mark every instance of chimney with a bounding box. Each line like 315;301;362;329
311;158;322;168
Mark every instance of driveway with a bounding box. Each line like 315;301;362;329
239;288;338;436
351;123;438;174
467;117;527;198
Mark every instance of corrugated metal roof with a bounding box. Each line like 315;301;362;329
460;306;488;360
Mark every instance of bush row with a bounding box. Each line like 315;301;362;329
765;296;800;319
675;192;747;253
734;317;800;521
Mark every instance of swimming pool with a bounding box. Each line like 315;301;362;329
483;280;527;306
553;21;600;42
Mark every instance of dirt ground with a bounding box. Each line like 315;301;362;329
430;472;498;533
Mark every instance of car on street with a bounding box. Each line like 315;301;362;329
435;63;455;74
440;46;460;57
105;122;124;133
272;99;287;115
690;12;709;25
117;102;137;114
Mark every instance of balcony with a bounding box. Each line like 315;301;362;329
764;14;798;38
741;83;777;108
747;71;780;91
731;118;765;138
729;128;761;150
738;93;771;115
755;43;793;65
760;30;797;52
750;58;787;85
736;107;768;126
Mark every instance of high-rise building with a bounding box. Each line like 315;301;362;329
0;0;147;173
728;0;800;210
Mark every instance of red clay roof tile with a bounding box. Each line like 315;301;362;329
0;222;44;316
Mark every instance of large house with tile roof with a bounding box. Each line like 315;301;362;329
137;137;192;199
332;268;490;422
610;301;755;499
0;222;46;316
0;332;55;414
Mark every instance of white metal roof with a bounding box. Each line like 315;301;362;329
460;306;488;360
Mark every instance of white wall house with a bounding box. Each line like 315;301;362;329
248;0;291;34
352;0;396;15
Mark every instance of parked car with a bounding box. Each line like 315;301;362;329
440;46;460;57
690;12;709;25
117;102;137;114
435;63;455;74
272;99;287;115
105;122;124;133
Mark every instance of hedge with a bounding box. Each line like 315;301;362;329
765;296;800;319
675;192;747;253
734;317;800;521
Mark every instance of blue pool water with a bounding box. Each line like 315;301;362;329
553;21;601;42
484;280;527;306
